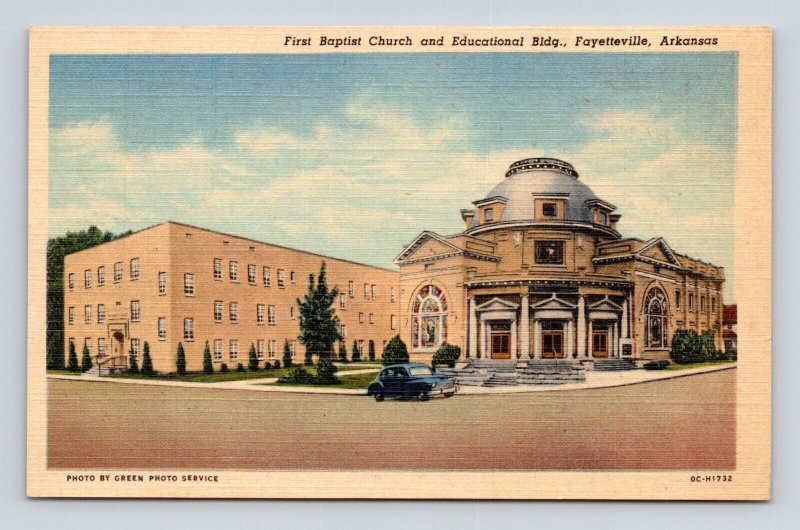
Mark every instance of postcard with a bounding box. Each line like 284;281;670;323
27;26;771;499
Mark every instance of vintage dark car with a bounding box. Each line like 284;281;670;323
367;363;458;401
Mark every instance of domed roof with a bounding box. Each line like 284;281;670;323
468;158;608;229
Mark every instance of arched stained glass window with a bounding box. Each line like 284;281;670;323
644;287;669;348
411;284;448;349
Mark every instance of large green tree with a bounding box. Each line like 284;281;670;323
296;262;341;361
46;226;130;368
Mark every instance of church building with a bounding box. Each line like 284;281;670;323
395;158;725;364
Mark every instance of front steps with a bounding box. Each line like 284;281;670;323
592;358;638;371
436;359;587;387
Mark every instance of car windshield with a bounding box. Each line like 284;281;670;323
408;366;432;376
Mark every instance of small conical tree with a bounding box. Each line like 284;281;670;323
67;341;80;372
128;346;139;374
296;262;341;361
368;340;376;361
81;344;93;372
248;343;259;371
176;342;187;375
338;340;347;362
140;342;154;375
282;339;293;368
351;340;361;362
382;335;409;365
202;341;213;374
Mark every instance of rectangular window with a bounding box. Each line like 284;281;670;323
130;258;140;280
84;305;92;324
158;317;166;340
364;283;369;299
542;202;557;217
68;306;75;325
213;339;222;361
340;324;346;338
263;266;271;287
84;337;92;354
339;293;346;310
371;285;377;300
268;340;277;359
369;313;375;325
358;340;364;355
289;340;296;358
484;207;494;222
675;290;682;310
248;264;256;285
268;305;276;325
390;287;395;303
390;315;397;330
114;262;122;283
257;304;265;324
711;297;717;313
184;318;194;340
257;340;265;360
130;300;140;322
184;273;195;296
97;304;105;324
131;338;140;357
290;306;296;320
348;281;354;297
229;339;238;360
158;272;167;294
213;258;222;280
277;269;285;288
534;240;565;265
689;293;695;311
68;273;75;290
84;269;91;289
701;296;707;313
359;312;364;323
97;266;105;286
97;338;106;357
229;302;238;323
214;300;223;322
290;271;296;284
229;261;238;281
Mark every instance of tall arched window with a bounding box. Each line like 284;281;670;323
644;287;669;348
411;284;448;350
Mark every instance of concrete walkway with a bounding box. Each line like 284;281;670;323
46;363;734;395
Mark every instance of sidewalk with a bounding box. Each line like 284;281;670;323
46;364;734;395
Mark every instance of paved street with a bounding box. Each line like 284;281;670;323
48;369;735;470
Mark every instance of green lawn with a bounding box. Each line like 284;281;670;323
47;369;81;376
665;360;736;371
264;370;377;390
100;362;379;383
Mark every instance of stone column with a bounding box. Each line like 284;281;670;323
613;322;619;357
468;296;477;358
566;319;574;359
483;320;490;360
621;297;629;339
577;295;586;358
587;320;593;358
533;319;541;359
510;320;517;360
520;294;530;359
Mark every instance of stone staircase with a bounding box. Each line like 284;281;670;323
436;359;586;386
516;359;586;385
592;358;637;371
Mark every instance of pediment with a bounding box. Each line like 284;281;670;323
636;238;681;266
530;296;577;310
476;297;520;311
588;298;622;311
394;231;463;264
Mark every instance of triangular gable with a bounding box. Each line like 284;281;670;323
636;238;682;266
530;296;577;310
394;231;463;263
476;297;520;311
588;297;623;311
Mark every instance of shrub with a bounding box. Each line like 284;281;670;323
220;362;229;373
175;342;187;375
81;344;93;372
671;330;700;364
338;340;348;363
351;340;361;362
128;347;139;374
140;342;154;376
236;362;245;373
248;344;259;371
202;341;213;374
382;335;409;366
304;347;314;367
263;361;271;371
368;340;376;361
644;360;670;370
282;340;293;368
432;344;461;369
272;359;281;369
315;359;339;385
726;348;738;362
67;341;80;372
277;366;314;385
699;332;716;361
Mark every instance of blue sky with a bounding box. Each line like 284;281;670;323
49;52;737;296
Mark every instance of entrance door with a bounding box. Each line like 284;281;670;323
541;332;564;359
111;332;124;358
491;333;511;359
592;332;609;358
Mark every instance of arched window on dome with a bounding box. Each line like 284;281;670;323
644;287;669;348
411;285;448;350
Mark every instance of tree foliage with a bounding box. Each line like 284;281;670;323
175;342;187;375
432;344;461;368
128;346;139;374
338;340;347;362
81;344;93;372
282;339;294;368
248;343;259;371
382;335;409;365
67;341;80;372
46;226;130;368
202;341;213;374
351;340;361;362
140;341;154;376
296;262;341;361
368;340;376;361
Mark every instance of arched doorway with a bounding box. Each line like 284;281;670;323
644;287;669;348
111;331;125;358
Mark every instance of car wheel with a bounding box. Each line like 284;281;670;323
418;392;430;401
374;393;384;402
444;393;453;398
